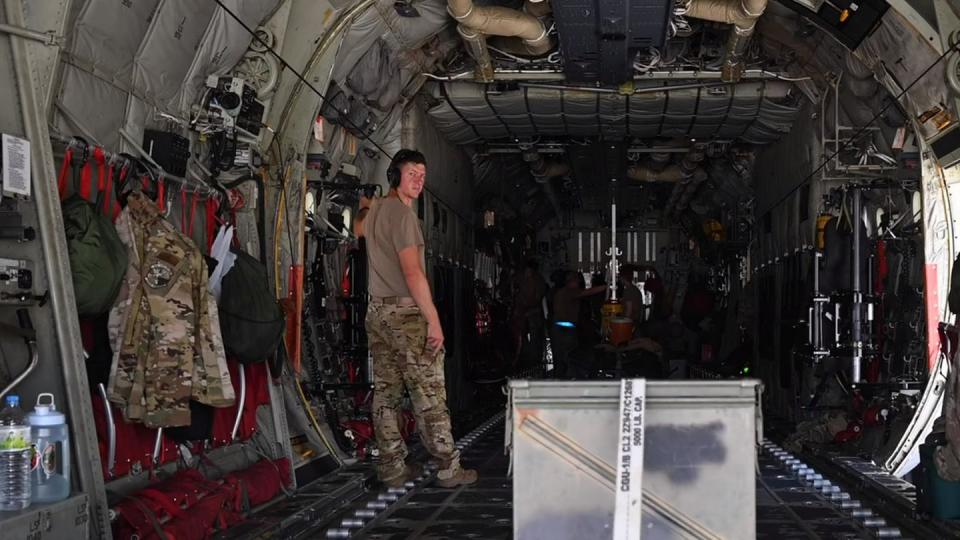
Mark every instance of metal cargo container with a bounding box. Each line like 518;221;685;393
508;380;761;540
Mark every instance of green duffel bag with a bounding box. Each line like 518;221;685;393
62;195;128;316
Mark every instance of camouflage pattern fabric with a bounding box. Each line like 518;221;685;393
108;192;234;428
366;302;462;482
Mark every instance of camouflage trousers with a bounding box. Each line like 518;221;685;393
366;302;461;482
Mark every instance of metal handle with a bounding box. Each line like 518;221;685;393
0;309;38;402
834;303;841;345
98;383;116;477
230;366;247;441
153;428;164;466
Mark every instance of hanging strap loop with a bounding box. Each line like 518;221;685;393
57;147;73;200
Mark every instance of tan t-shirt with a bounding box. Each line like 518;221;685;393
365;197;425;298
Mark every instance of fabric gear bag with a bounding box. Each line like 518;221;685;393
218;249;285;363
62;195;128;315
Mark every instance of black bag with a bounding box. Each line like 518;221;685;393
62;195;128;315
949;252;960;315
218;249;285;363
165;401;214;443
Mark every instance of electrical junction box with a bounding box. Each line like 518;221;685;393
204;76;265;136
142;130;190;177
0;256;33;304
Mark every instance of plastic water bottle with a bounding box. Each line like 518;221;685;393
0;395;31;511
28;394;70;503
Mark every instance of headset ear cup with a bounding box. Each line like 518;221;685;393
388;166;399;188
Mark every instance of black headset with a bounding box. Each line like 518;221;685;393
387;149;424;188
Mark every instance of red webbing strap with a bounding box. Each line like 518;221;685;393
137;488;185;519
57;148;73;200
188;191;199;238
103;162;114;216
205;197;218;253
157;179;166;213
79;156;93;201
181;190;188;232
93;147;106;195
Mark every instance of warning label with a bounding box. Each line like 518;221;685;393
614;378;646;540
2;133;31;197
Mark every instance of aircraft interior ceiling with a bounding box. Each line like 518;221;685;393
4;0;960;538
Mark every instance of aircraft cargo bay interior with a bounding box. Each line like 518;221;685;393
3;0;960;538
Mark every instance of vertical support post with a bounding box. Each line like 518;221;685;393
587;231;596;270
578;231;583;271
851;187;863;384
812;251;824;356
610;200;618;301
4;1;112;536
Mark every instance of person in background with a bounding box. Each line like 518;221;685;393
550;271;606;378
354;149;478;489
620;266;645;326
511;259;546;372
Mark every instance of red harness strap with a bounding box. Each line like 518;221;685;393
188;191;199;238
79;155;93;201
102;161;114;216
205;197;218;253
181;190;200;236
57;148;73;200
93;147;106;199
157;179;166;213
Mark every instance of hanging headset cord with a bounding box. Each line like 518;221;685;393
212;0;393;160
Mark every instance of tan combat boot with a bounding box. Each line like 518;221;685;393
435;467;479;488
382;462;424;489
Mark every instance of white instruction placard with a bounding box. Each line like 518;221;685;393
2;134;31;197
613;378;646;540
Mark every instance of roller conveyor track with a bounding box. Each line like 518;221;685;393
797;448;960;539
325;413;510;539
226;414;960;539
326;419;903;539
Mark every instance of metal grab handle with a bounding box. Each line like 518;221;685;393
0;309;38;403
230;366;247;441
153;428;164;466
98;383;116;477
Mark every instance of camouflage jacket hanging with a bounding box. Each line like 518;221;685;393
107;191;235;428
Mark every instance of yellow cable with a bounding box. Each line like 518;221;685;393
295;375;344;467
272;162;344;467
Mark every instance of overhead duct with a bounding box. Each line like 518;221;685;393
627;163;706;182
684;0;768;82
426;81;802;145
662;144;709;213
448;0;553;82
523;150;569;219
